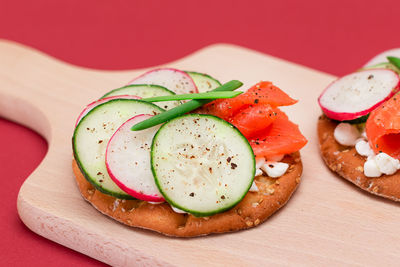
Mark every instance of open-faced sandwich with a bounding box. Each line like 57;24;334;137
318;57;400;200
72;68;307;237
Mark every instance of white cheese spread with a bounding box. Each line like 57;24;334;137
249;181;259;192
334;123;360;146
355;139;375;157
261;162;289;178
171;206;187;214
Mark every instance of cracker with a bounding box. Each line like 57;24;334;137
318;115;400;201
72;152;302;237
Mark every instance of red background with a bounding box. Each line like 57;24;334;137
1;0;399;266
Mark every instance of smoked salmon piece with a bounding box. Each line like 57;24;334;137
249;110;307;158
195;81;298;120
194;81;307;158
231;81;298;107
366;94;400;159
229;104;278;138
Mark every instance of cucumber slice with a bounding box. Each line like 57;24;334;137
75;95;141;127
101;84;179;110
151;114;255;217
186;71;222;93
73;99;164;199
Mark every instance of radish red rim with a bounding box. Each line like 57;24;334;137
129;67;199;94
318;69;400;121
106;114;164;202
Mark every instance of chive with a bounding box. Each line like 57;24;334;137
387;56;400;70
141;91;242;102
131;80;243;131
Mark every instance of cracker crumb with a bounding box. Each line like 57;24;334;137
295;177;301;184
246;221;254;227
252;202;259;208
126;219;132;225
336;163;342;171
367;182;373;189
236;209;242;215
356;166;364;172
87;189;95;195
267;187;275;195
372;186;379;193
254;219;260;226
112;199;120;212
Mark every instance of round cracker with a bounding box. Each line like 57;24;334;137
318;115;400;201
72;152;302;237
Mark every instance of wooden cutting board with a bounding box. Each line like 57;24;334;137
1;39;399;266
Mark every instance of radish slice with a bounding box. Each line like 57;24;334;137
129;68;198;94
318;69;400;121
75;95;141;127
106;114;164;202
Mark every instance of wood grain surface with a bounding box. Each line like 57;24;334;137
1;39;399;266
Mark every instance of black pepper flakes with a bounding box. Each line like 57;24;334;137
231;163;237;169
227;157;232;163
189;192;195;197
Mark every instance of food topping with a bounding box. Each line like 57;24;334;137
249;181;259;192
255;169;263;177
196;81;307;159
260;161;289;178
333;123;361;146
318;69;399;122
363;157;383;178
366;93;400;159
364;153;400;178
355;139;375;157
74;69;307;217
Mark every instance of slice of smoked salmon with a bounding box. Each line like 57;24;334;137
366;94;400;159
249;110;307;158
194;98;242;120
230;81;298;108
194;81;297;120
230;104;278;138
194;81;306;158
